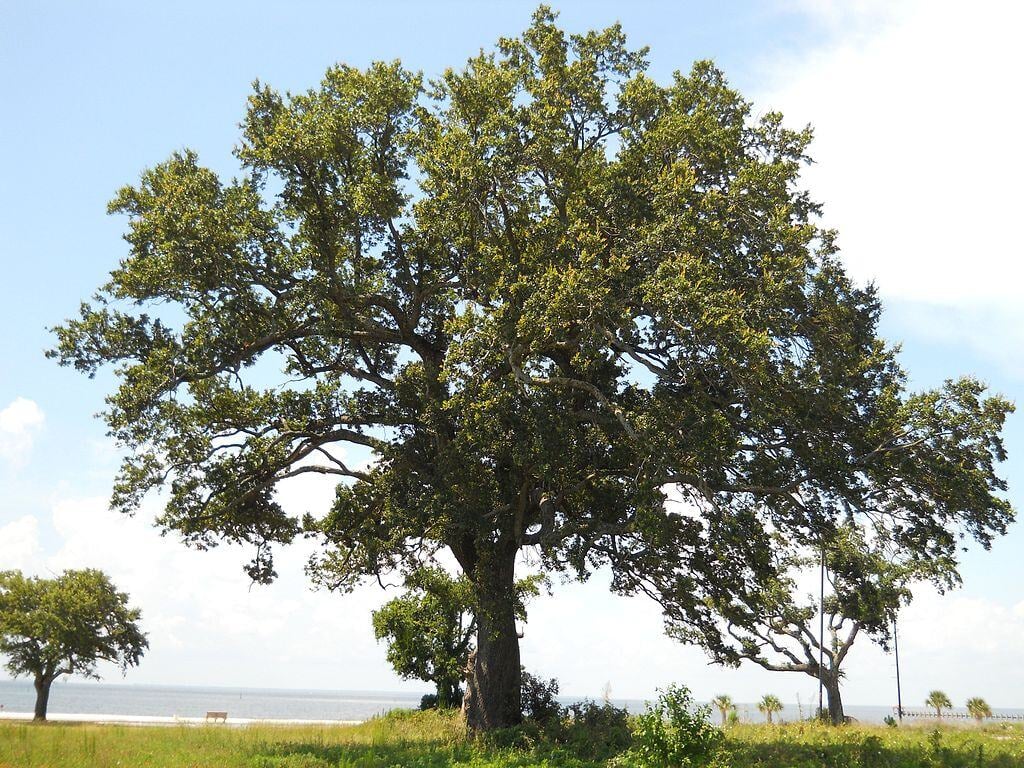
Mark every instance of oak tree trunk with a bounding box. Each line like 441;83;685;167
825;675;845;725
463;548;521;731
33;675;53;721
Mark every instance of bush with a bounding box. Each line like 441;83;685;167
481;719;547;752
419;691;462;710
486;697;632;761
490;670;633;762
625;684;722;768
521;667;562;725
563;699;632;759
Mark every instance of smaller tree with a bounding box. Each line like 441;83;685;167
926;690;952;718
669;522;962;726
371;568;538;708
0;569;147;721
711;694;733;726
758;694;783;725
666;380;1013;727
966;697;991;723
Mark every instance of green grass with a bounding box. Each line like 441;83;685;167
1;711;1023;768
718;722;1024;767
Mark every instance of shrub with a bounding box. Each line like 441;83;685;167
521;667;563;726
859;734;884;767
481;719;547;752
420;691;462;710
496;675;632;761
565;698;630;729
625;684;722;768
562;699;632;759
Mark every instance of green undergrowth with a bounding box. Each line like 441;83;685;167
1;709;1023;768
718;721;1024;768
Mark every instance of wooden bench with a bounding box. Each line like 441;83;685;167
205;711;228;722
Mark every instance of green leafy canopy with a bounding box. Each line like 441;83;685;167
50;7;1012;646
0;569;147;683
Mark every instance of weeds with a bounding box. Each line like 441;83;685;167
2;708;1023;767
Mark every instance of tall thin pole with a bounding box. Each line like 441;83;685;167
818;543;825;719
893;616;903;722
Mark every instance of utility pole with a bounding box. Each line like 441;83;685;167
818;543;825;719
893;615;903;722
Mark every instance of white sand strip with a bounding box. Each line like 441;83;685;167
0;711;363;727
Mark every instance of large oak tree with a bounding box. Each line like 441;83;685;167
51;8;1012;729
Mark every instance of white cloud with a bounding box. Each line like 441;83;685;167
761;1;1024;308
0;398;45;468
0;515;40;572
745;4;1024;705
832;584;1024;709
899;586;1024;656
272;455;346;519
779;0;908;36
30;487;413;691
11;489;1022;705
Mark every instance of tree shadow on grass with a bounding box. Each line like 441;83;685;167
247;739;475;768
723;735;1022;768
247;738;602;768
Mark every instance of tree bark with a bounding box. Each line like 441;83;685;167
824;675;845;725
463;547;521;731
33;674;53;721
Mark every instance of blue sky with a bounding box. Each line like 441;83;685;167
2;1;1023;708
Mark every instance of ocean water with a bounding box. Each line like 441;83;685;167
2;679;1018;724
0;680;423;721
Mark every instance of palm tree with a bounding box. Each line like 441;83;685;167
711;694;733;726
966;697;992;723
925;690;952;718
758;694;783;725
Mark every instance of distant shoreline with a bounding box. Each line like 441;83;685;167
0;711;1016;732
0;677;428;697
2;681;1021;727
0;711;363;727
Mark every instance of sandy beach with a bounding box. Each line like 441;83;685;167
0;710;363;727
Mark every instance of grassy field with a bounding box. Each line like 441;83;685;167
2;710;1023;768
